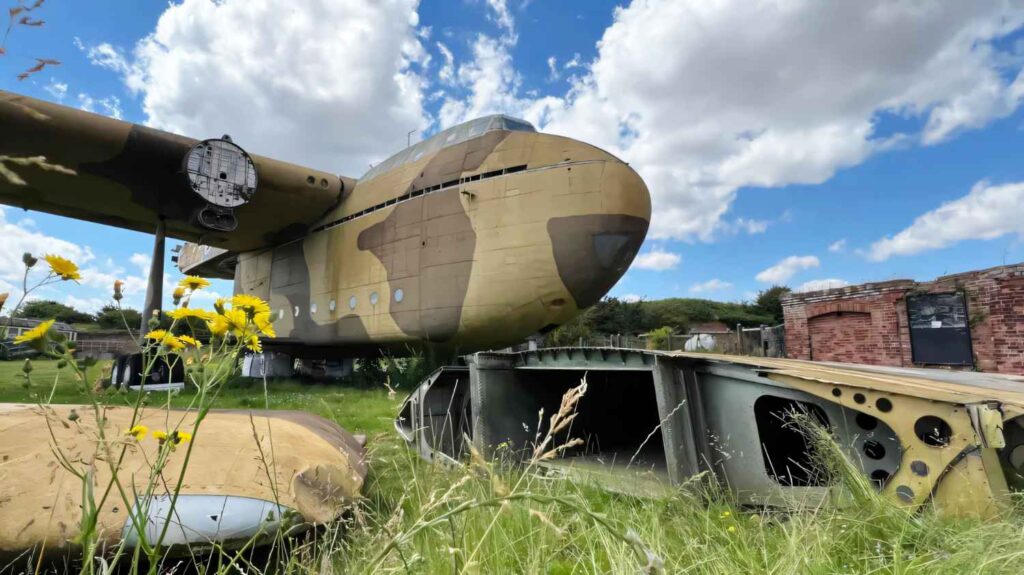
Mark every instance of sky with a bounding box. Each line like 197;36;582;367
2;0;1024;314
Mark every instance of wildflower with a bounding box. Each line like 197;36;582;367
126;425;149;440
67;409;79;422
719;510;731;519
14;319;54;345
152;430;168;443
113;280;124;302
727;525;736;533
178;276;210;291
223;308;250;335
232;294;270;317
171;430;192;444
172;287;186;305
22;252;37;268
245;334;263;353
208;315;230;337
213;297;227;315
144;329;184;350
254;312;276;337
167;307;214;321
177;335;202;349
43;254;81;281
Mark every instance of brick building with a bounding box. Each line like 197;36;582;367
782;262;1024;374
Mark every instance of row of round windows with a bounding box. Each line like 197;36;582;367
283;288;406;318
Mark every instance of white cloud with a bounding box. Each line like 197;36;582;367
130;253;151;276
828;239;847;253
546;56;559;81
564;52;582;70
795;278;851;293
437;41;455;85
690;278;733;294
77;93;123;119
64;295;109;314
620;293;642;303
485;0;515;36
437;1;1024;241
631;249;681;271
44;78;67;102
86;0;430;174
867;180;1024;261
755;255;819;284
0;207;95;287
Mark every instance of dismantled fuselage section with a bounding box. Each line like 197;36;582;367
397;349;1024;516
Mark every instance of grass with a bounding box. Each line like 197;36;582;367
4;360;1024;573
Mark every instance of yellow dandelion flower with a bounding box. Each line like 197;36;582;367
172;286;186;305
245;334;263;353
13;319;54;344
172;430;192;444
126;425;149;441
152;430;168;443
231;294;270;316
720;511;731;519
177;335;202;349
223;308;250;335
178;276;210;291
254;311;276;338
43;254;81;281
727;525;736;533
167;307;214;321
213;297;227;315
208;315;230;337
161;334;185;350
144;329;168;341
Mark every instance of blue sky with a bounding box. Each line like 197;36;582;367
2;0;1024;313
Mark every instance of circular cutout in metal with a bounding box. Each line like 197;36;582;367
914;415;952;447
876;398;893;413
910;460;929;476
184;138;257;208
870;469;890;487
831;388;841;397
895;485;915;502
853;393;866;405
863;440;886;460
856;412;878;431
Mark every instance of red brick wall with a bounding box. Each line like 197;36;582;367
808;312;875;363
781;264;1024;375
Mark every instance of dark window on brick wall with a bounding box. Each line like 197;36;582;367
907;293;973;366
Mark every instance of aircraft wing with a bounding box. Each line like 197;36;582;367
0;90;355;251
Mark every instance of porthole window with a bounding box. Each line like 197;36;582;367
370;292;379;305
329;299;336;312
349;296;357;310
310;303;318;315
293;306;300;318
394;288;405;303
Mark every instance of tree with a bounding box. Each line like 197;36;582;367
95;305;141;330
754;285;792;324
15;300;93;324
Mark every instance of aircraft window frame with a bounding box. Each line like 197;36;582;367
349;296;357;310
394;288;404;303
329;299;337;312
310;303;318;315
370;291;380;306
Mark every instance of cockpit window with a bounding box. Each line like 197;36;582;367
362;114;536;181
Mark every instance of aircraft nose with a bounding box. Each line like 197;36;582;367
546;160;651;309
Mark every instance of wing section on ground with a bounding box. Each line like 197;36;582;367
0;90;353;251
